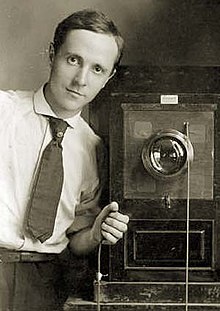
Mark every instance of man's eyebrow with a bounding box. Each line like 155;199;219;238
65;52;80;58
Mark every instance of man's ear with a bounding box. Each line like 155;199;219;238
49;42;55;65
109;68;117;80
102;68;116;89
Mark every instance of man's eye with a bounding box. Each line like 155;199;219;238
93;65;103;74
67;56;79;65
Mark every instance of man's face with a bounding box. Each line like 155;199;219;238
45;29;118;118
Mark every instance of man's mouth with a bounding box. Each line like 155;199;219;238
66;88;84;97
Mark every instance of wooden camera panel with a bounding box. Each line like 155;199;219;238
123;106;214;200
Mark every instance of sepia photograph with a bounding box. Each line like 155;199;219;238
0;1;220;310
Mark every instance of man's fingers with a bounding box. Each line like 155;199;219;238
94;201;129;244
101;230;119;245
107;212;129;224
101;222;124;239
104;217;128;232
101;211;129;244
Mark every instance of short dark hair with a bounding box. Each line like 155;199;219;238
53;9;124;69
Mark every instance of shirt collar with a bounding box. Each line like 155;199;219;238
33;84;81;128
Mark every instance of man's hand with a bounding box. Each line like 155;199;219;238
91;201;129;245
69;202;129;255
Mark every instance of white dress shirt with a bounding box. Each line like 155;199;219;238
0;85;102;253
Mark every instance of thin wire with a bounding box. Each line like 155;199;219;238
97;242;102;311
185;122;190;311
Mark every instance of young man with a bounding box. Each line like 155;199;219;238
0;9;129;311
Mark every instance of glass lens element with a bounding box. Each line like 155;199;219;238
141;129;194;179
150;137;187;175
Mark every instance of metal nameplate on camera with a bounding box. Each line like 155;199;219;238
160;95;178;104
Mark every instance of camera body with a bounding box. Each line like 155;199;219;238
90;66;220;308
109;99;216;281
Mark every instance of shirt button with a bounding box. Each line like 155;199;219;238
56;131;64;138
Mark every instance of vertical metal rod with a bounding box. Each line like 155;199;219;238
185;121;190;311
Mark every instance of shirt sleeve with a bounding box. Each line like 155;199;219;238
67;139;107;234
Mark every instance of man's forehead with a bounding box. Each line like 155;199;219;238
60;29;118;65
64;29;117;47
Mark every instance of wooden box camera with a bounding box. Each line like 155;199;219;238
89;67;220;309
110;102;216;281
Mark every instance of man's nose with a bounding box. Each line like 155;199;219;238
73;67;88;87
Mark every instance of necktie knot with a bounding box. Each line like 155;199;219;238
49;117;68;144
